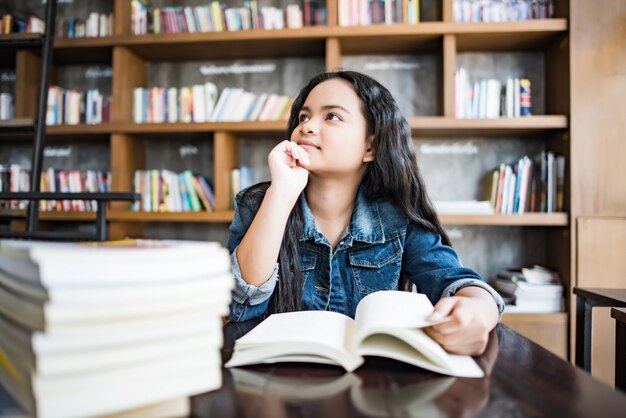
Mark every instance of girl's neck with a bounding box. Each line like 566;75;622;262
305;175;362;223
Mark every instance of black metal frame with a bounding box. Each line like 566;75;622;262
0;0;138;241
574;288;626;374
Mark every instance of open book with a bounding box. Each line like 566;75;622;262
225;290;484;378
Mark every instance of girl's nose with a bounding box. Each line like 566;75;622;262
300;118;319;135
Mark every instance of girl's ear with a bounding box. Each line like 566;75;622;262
362;135;375;163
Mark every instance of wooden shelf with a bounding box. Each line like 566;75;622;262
440;213;568;226
1;211;568;226
118;27;330;61
452;19;568;51
0;118;34;134
47;124;115;135
33;117;567;137
113;121;288;134
107;20;568;61
408;115;568;136
0;210;97;221
108;210;235;222
54;36;115;64
0;33;43;49
0;210;235;223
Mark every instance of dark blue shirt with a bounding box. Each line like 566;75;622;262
228;186;504;322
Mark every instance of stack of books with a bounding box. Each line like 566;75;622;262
0;239;234;418
494;265;564;313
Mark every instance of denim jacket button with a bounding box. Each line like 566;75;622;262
339;241;345;246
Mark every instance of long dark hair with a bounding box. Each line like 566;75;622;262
240;71;449;315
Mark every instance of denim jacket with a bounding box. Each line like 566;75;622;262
228;186;504;322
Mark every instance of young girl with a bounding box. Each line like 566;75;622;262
227;71;503;355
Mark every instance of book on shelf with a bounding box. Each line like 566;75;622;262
339;0;420;27
133;84;292;124
453;0;554;23
487;151;565;214
455;68;532;118
132;169;215;213
1;13;44;34
0;239;233;418
226;290;484;378
46;86;111;126
0;93;13;121
0;164;30;210
0;165;110;212
55;12;115;39
131;1;326;35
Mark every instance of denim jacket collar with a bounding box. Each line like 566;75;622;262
299;187;385;244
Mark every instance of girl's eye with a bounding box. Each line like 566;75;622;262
299;114;309;123
327;113;341;121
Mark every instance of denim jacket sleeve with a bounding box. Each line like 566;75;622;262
402;222;505;319
227;189;279;322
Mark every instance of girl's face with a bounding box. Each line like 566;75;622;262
290;79;374;175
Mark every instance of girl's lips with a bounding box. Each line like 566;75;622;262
297;140;320;149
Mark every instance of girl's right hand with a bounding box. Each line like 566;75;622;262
268;140;311;201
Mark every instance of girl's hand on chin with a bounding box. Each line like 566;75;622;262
268;140;311;201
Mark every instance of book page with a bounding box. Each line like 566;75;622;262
351;291;483;377
234;311;353;352
353;291;437;340
227;311;361;371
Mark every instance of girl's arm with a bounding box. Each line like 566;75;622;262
236;140;310;287
425;286;500;356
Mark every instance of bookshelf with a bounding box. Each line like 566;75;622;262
0;0;572;357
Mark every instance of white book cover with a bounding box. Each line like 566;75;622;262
0;318;224;377
204;82;218;121
191;85;206;122
209;87;231;122
220;88;244;122
166;87;178;123
0;275;233;332
486;79;501;118
0;347;221;418
0;239;230;287
506;77;514;117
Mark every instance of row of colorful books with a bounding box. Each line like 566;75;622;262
453;0;554;23
339;0;421;26
0;165;111;212
455;69;532;118
38;169;111;212
0;239;233;417
132;169;216;213
46;87;111;126
494;265;564;313
0;93;13;121
486;151;565;214
0;13;44;34
131;0;326;35
132;84;293;124
56;13;115;39
0;164;29;210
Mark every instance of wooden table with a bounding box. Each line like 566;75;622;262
187;320;626;417
573;287;626;373
611;307;626;392
2;320;626;417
